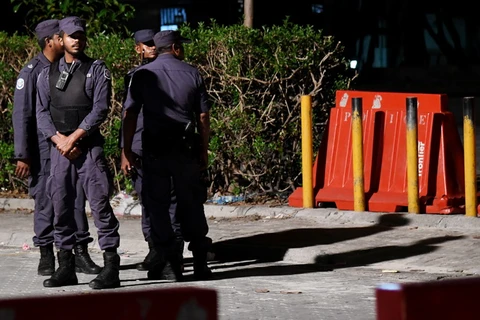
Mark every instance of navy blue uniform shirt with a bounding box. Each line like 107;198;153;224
119;66;144;155
36;56;112;141
124;54;210;137
13;53;52;160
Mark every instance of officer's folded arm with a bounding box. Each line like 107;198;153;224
67;128;87;144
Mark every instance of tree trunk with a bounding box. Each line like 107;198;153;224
244;0;253;28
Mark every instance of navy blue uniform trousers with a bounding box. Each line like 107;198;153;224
30;157;92;247
142;149;209;251
47;145;120;250
131;155;182;242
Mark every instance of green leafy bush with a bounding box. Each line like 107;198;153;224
0;32;35;192
10;0;135;37
181;20;354;199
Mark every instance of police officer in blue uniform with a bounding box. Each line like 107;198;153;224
122;30;212;281
12;19;100;277
120;29;184;272
36;16;121;289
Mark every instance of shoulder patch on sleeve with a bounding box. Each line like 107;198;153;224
104;69;111;80
91;59;110;79
16;78;25;90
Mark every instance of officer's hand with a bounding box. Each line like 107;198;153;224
55;132;76;156
15;159;31;179
65;146;82;161
52;132;68;155
121;149;135;176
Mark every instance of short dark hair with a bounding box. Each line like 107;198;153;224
38;35;54;50
156;45;173;54
156;42;183;54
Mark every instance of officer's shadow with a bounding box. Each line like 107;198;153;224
201;213;465;280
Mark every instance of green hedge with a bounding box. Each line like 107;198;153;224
0;21;355;201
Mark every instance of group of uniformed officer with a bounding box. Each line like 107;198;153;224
12;16;212;289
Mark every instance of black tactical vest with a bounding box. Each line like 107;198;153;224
49;59;94;134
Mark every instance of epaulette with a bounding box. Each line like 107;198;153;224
22;57;41;74
92;59;106;66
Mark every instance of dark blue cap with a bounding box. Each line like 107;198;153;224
153;30;191;48
35;19;59;40
59;16;86;35
134;29;156;44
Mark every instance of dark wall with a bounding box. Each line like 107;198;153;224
126;0;322;31
126;3;163;32
0;2;28;35
253;1;318;27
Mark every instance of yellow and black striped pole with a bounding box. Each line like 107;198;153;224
406;97;420;214
351;97;366;211
301;95;314;208
463;96;477;217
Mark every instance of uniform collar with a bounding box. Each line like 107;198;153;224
38;52;51;65
156;53;178;61
59;54;90;67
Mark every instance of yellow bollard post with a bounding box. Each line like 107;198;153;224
301;95;314;208
406;97;420;214
463;96;477;217
351;97;366;211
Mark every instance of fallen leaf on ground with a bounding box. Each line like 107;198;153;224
255;289;270;293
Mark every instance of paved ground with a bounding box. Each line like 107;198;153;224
1;203;480;319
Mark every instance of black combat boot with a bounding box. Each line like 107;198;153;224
147;246;183;282
43;249;78;287
38;243;55;276
74;243;102;274
89;251;121;289
189;238;213;281
192;250;212;281
175;238;185;273
136;241;155;271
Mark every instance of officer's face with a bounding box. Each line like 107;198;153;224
48;34;64;58
136;41;157;60
61;31;87;57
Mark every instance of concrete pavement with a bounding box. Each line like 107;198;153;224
2;198;480;319
2;197;480;273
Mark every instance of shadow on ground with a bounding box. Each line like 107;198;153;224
205;213;465;280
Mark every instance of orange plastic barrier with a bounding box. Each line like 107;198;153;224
0;286;218;320
376;277;480;320
288;90;466;214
